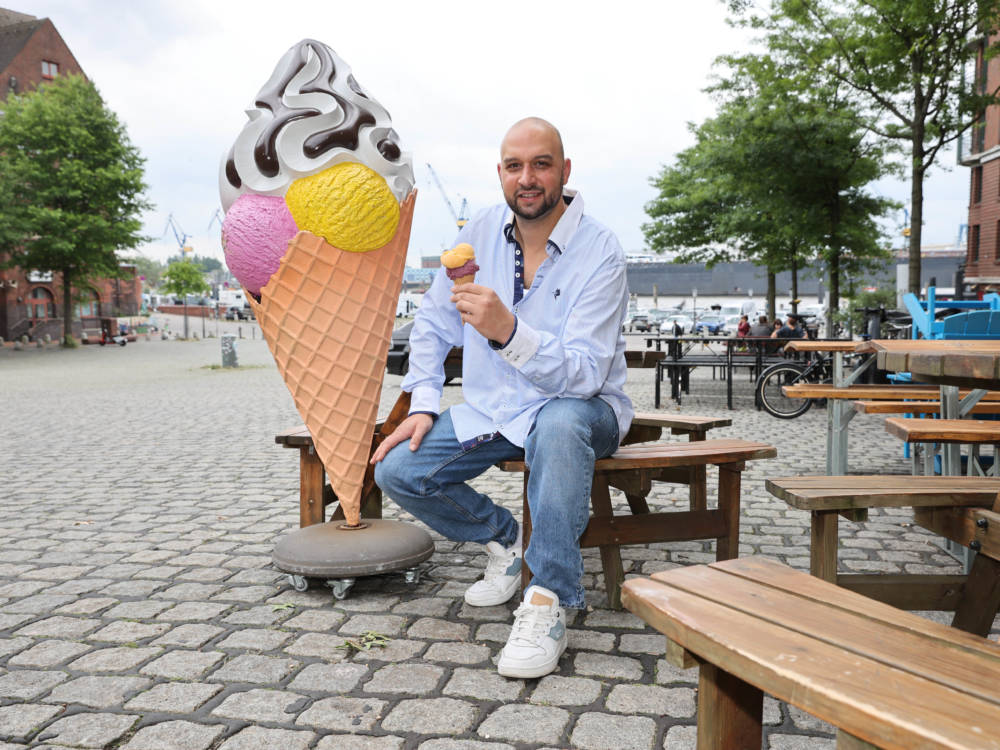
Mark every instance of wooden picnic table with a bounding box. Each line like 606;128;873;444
645;335;832;409
782;338;875;474
622;555;1000;749
862;339;1000;476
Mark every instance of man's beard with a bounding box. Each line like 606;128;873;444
505;176;563;221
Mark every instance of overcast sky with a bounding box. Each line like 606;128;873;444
15;0;971;268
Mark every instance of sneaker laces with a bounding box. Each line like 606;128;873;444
509;602;556;645
483;544;516;581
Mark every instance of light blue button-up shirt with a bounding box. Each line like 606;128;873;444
402;189;634;448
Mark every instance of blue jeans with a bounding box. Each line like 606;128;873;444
375;396;619;608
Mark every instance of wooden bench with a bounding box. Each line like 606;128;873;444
884;417;1000;476
622;554;1000;750
274;404;734;530
854;400;1000;415
765;474;1000;634
783;384;1000;400
498;436;776;608
275;396;752;608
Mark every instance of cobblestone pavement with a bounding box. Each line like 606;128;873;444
1;332;996;749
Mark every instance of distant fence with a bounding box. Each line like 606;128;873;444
156;305;217;318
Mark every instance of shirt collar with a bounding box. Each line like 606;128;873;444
502;189;584;257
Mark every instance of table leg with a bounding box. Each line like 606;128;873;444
697;662;763;750
716;464;742;561
299;446;326;528
591;473;625;609
940;385;961;476
827;351;850;475
811;511;839;582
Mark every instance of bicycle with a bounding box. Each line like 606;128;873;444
755;351;834;419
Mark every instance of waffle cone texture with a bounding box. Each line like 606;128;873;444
250;191;416;526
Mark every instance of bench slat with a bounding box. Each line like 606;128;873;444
497;439;776;473
765;475;1000;510
783;384;1000;400
885;417;1000;444
854;400;1000;414
649;560;1000;696
623;559;1000;750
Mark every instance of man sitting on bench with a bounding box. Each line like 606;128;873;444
372;117;633;679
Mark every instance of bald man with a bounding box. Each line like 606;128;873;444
374;118;633;679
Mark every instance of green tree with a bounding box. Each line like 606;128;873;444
645;55;895;325
166;253;222;274
160;260;209;339
0;74;151;345
730;0;1000;293
129;254;165;289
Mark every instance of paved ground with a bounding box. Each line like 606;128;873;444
0;329;995;749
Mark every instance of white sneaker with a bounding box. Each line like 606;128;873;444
464;540;522;606
497;585;567;679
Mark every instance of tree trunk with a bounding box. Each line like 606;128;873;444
791;254;799;315
908;154;925;295
61;270;73;346
766;271;776;321
183;299;189;339
828;252;841;338
908;99;926;295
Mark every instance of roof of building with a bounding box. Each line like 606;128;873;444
0;16;43;75
0;7;35;26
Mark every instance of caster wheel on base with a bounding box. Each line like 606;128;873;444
327;578;356;600
403;567;422;585
287;574;309;592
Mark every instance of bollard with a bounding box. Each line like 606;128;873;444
221;334;238;368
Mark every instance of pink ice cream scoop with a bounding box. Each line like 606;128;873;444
221;194;299;296
445;260;479;281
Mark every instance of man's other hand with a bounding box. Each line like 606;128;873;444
451;283;516;344
370;413;434;463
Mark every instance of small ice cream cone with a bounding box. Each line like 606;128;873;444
441;243;478;286
249;193;415;527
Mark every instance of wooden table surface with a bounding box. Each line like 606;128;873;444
858;339;1000;388
784;339;859;352
622;557;1000;750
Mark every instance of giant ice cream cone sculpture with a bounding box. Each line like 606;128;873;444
219;39;416;526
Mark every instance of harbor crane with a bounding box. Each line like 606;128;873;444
163;214;193;256
425;163;468;229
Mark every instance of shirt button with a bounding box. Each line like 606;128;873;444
515;273;521;278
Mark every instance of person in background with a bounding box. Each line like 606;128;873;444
736;314;750;338
749;315;771;338
771;313;805;340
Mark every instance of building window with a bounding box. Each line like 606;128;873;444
971;224;981;263
76;289;100;318
995;221;1000;264
27;287;55;319
41;61;58;79
973;166;983;204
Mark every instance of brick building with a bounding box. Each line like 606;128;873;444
0;7;141;341
960;32;1000;292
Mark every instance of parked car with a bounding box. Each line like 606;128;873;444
627;312;652;332
694;315;727;335
663;313;693;334
646;309;672;331
224;306;242;321
385;321;462;381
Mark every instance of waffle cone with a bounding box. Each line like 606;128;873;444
453;275;475;285
250;192;416;526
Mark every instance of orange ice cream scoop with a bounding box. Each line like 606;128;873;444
441;243;478;284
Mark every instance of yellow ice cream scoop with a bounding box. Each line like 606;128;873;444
285;162;399;253
441;243;476;268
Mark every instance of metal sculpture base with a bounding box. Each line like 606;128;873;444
272;519;434;600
